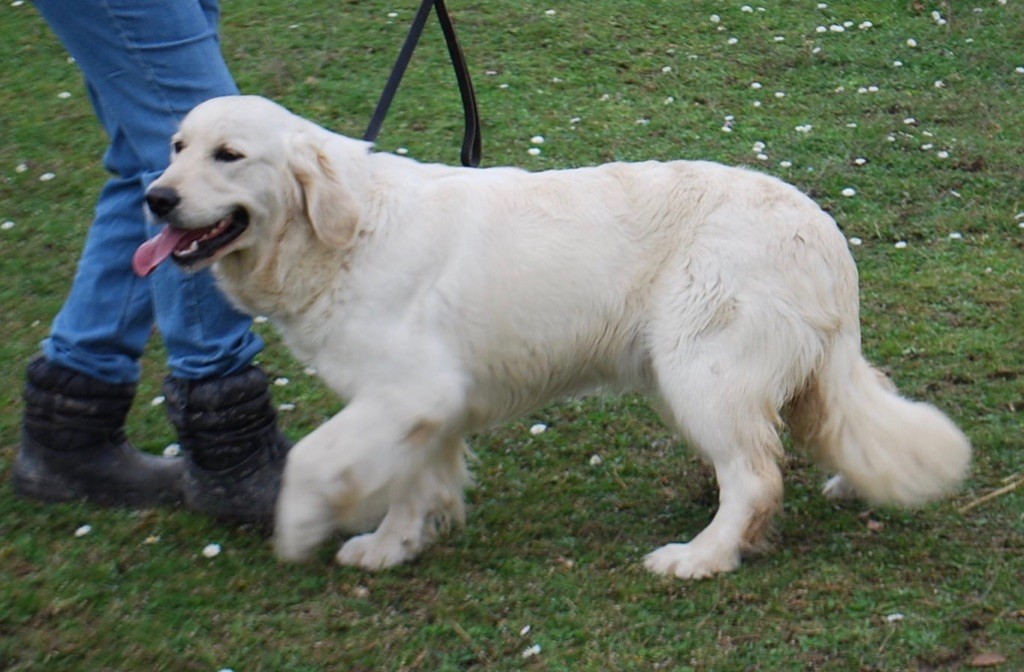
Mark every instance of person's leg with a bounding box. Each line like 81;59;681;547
18;0;287;516
35;0;260;383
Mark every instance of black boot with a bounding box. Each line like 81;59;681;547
13;357;184;507
163;366;291;524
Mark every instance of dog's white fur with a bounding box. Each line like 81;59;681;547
149;95;971;579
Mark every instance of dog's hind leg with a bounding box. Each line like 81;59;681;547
643;342;787;580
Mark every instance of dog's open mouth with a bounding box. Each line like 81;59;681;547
132;208;249;277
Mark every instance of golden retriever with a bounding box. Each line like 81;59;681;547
135;95;970;579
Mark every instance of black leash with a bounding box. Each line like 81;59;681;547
363;0;482;167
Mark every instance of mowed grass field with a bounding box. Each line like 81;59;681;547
1;1;1022;670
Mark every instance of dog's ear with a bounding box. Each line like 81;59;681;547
288;134;361;248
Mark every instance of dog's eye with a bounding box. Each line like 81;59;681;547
214;147;245;163
172;140;185;154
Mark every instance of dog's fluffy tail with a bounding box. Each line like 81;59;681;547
790;332;971;506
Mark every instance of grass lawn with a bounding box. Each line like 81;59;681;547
1;1;1022;670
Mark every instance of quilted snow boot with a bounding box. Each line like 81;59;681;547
13;357;184;507
162;365;291;524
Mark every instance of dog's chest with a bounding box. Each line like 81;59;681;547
274;310;392;397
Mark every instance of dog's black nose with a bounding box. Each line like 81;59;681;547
146;187;181;218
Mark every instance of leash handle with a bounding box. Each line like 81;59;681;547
434;0;481;168
363;0;481;167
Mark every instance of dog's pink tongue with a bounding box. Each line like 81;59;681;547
132;227;193;277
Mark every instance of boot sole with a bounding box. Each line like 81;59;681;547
12;468;183;508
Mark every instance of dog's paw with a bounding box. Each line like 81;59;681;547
274;487;335;562
644;542;740;580
822;474;858;502
335;532;419;571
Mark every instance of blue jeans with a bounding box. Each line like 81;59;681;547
33;0;263;384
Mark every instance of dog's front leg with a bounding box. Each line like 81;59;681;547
335;436;468;570
274;392;468;569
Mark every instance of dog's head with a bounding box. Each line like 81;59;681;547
133;95;365;278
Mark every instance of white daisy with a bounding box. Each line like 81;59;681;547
521;644;542;659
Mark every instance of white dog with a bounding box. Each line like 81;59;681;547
135;95;970;579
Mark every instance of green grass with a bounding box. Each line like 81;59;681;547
2;1;1022;670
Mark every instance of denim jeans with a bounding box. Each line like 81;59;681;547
33;0;263;384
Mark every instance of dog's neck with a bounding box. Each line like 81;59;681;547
213;222;349;322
